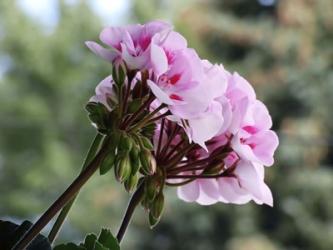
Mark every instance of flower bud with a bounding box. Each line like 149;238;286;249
140;136;154;150
114;153;131;183
141;193;151;210
145;176;162;202
99;150;116;175
139;149;156;175
119;133;133;152
150;192;164;220
149;212;159;229
129;144;141;175
124;173;139;193
112;62;126;87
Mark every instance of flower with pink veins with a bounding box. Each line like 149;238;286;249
224;72;257;134
85;20;173;70
148;58;229;149
218;158;273;206
231;100;279;166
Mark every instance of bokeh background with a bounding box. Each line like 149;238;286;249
1;0;332;249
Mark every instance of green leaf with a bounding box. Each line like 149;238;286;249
94;241;108;250
0;220;52;250
85;102;110;134
98;228;120;250
54;243;85;250
83;234;97;249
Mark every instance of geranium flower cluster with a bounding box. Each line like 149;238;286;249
86;20;278;211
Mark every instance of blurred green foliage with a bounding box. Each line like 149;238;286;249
0;0;332;249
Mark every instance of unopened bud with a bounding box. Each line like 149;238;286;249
99;150;116;175
124;173;139;193
149;211;159;229
112;62;126;87
119;133;133;152
129;144;141;175
150;192;164;220
140;136;154;150
139;149;156;175
145;176;161;201
114;153;131;183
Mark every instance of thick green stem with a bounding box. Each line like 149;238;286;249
48;133;104;244
116;182;145;243
12;136;110;250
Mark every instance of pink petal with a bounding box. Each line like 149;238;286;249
121;43;148;70
150;44;168;77
188;102;223;150
234;161;264;201
85;41;118;62
99;27;124;48
161;31;187;51
259;182;273;206
229;97;249;134
231;134;257;162
247;130;279;166
177;181;200;202
218;177;251;204
147;80;174;105
196;191;218;206
198;179;220;200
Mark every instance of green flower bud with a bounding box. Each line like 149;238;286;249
141;193;151;210
99;150;116;175
114;153;131;183
140;136;154;150
139;149;156;175
150;192;165;220
119;133;133;152
129;144;141;175
112;62;126;87
149;211;159;229
145;176;162;202
124;173;139;193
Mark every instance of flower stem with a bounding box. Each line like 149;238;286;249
48;133;104;244
156;118;165;158
12;136;110;250
121;94;154;130
116;181;145;243
128;104;166;132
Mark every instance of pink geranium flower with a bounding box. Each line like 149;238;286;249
87;20;279;208
86;20;172;70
